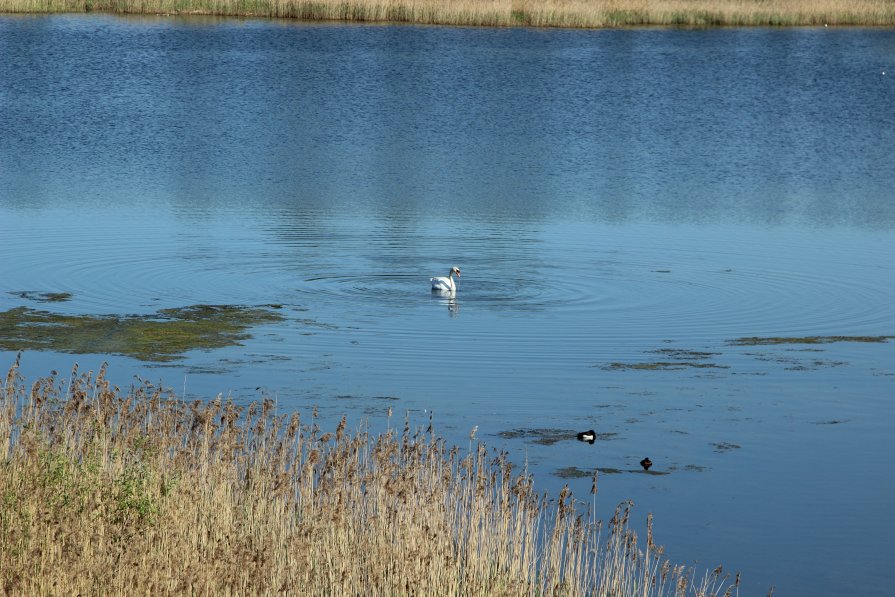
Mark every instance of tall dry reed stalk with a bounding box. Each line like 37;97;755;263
0;356;739;595
1;0;894;27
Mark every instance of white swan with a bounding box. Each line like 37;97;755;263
431;266;460;292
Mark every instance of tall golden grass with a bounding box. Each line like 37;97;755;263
0;357;741;595
1;0;894;26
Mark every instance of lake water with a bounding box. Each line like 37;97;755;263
2;14;894;595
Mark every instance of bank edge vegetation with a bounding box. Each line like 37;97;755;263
2;0;895;27
0;359;741;595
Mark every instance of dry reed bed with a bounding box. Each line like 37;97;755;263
0;357;739;595
2;0;895;26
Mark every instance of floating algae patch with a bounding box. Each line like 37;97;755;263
649;348;720;360
785;359;847;371
554;467;592;479
0;304;284;362
601;347;728;371
498;428;573;445
603;361;729;371
554;466;623;479
499;428;618;445
730;335;893;346
9;290;73;303
710;442;741;452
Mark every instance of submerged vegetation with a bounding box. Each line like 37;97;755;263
556;466;632;478
0;304;284;361
2;0;895;27
601;347;729;371
8;290;73;303
730;335;893;346
498;427;619;445
0;360;740;595
603;361;728;371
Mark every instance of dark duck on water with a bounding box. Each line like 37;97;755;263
640;457;653;471
577;430;596;444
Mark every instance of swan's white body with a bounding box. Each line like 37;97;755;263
431;266;460;292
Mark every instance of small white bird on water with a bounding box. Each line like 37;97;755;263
431;266;460;292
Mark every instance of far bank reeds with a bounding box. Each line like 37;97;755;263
2;0;895;27
0;357;739;595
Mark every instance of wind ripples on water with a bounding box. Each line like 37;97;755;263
1;219;179;313
4;211;890;352
2;18;895;597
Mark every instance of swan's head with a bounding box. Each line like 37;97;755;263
451;266;461;277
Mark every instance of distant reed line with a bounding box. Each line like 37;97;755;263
2;0;895;27
0;359;741;595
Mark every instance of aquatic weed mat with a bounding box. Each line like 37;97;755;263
0;304;285;361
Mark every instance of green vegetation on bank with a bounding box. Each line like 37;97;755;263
0;360;739;595
0;303;284;361
2;0;895;27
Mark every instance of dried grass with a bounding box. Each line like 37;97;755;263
0;356;740;595
1;0;894;27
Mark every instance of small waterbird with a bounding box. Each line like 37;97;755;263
577;430;596;444
640;457;653;471
431;266;461;292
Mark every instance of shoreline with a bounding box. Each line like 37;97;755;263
0;361;742;594
2;1;895;28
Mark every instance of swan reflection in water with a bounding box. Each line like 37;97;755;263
431;288;460;317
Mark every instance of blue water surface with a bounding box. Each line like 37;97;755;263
2;15;894;595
